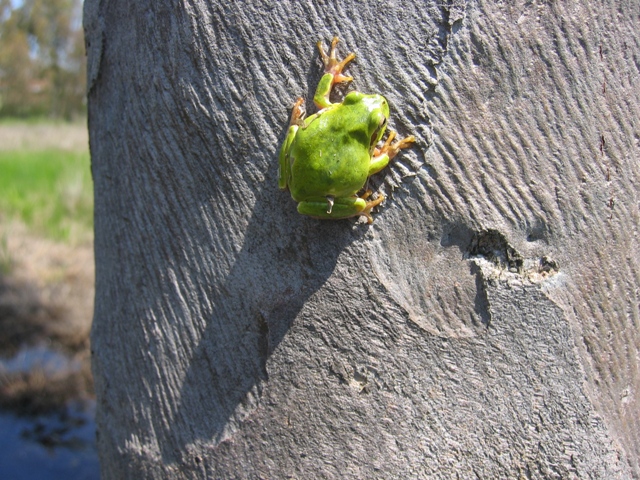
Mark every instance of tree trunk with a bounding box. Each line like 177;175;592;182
85;0;639;477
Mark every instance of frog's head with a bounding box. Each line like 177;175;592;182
344;92;390;152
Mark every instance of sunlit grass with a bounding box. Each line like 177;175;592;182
0;149;93;242
0;116;74;126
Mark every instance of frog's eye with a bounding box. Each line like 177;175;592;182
371;118;387;147
376;117;387;136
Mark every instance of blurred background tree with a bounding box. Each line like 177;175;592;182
0;0;85;119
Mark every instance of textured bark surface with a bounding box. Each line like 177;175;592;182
86;0;639;478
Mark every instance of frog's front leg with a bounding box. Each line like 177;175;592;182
314;37;356;109
369;130;416;175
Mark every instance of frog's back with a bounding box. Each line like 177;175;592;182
288;109;371;200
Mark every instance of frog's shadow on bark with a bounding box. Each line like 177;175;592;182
160;36;395;463
163;156;367;459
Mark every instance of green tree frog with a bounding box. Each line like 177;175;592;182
278;37;415;223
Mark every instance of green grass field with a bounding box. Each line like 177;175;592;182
0;148;93;242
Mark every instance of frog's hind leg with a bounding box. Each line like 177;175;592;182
297;191;385;223
279;100;305;190
358;190;385;224
278;124;298;190
297;196;367;220
289;97;306;126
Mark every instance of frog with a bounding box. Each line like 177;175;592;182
278;36;415;223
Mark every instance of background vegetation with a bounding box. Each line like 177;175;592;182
0;0;93;411
0;2;98;477
0;0;91;242
0;0;86;120
0;147;92;241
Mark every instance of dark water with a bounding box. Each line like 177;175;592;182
0;345;100;479
1;344;81;374
0;405;99;479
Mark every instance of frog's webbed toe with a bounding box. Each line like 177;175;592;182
375;130;416;160
317;36;355;85
289;97;306;126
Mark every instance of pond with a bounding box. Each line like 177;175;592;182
0;344;100;479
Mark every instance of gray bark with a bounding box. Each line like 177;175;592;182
86;0;640;478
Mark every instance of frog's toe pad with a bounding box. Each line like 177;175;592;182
360;193;385;223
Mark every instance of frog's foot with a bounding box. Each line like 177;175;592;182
317;36;356;86
289;97;306;126
314;37;356;109
375;130;416;160
359;190;385;224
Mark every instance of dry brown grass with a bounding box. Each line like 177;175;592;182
0;221;94;414
0;222;93;352
0;122;88;152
